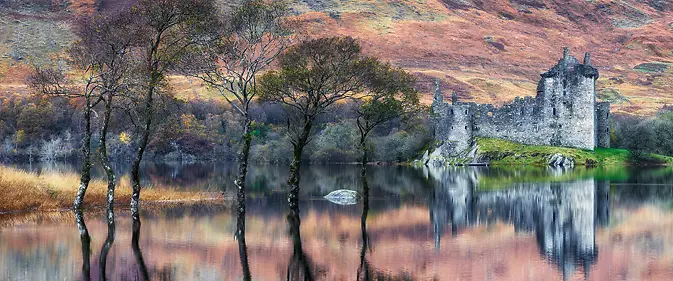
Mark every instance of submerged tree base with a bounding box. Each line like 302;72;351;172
0;166;226;213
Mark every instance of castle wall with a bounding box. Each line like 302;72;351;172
596;102;611;148
432;49;607;153
467;96;556;147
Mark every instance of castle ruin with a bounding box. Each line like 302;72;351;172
432;48;610;155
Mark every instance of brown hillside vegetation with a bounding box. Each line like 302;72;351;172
2;0;673;115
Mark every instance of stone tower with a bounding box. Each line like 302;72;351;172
536;47;600;150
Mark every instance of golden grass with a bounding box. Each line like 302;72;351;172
0;165;223;213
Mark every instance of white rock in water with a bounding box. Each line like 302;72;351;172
324;189;360;205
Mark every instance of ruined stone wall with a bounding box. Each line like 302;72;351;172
431;49;607;153
466;96;557;147
596;102;611;148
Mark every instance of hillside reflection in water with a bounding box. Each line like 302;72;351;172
1;163;673;281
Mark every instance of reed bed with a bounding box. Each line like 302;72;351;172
0;165;224;213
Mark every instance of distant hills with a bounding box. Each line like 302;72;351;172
3;0;673;115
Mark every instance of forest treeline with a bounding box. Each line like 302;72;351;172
0;93;430;163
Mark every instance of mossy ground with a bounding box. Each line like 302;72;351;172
476;138;673;167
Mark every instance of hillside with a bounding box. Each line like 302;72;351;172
3;0;673;115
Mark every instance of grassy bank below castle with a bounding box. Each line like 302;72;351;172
477;138;673;166
0;166;225;213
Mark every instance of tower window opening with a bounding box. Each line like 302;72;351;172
464;126;468;130
451;109;454;115
464;109;468;114
552;108;556;116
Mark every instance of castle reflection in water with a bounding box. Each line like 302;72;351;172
425;167;610;280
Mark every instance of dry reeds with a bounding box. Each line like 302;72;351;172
0;165;222;212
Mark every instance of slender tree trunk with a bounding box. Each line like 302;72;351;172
99;95;116;212
74;100;93;210
132;216;149;281
286;118;313;281
287;120;312;212
131;85;154;219
98;95;116;281
74;209;91;281
236;116;253;281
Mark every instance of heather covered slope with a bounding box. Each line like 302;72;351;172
292;0;673;115
3;0;673;115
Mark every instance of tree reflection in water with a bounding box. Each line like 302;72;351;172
287;183;315;281
98;206;115;281
358;166;417;281
357;165;372;281
74;209;91;281
132;215;150;281
237;190;252;281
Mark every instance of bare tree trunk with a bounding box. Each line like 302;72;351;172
236;116;252;281
287;120;312;212
99;95;116;212
74;100;93;210
132;216;150;281
98;95;116;281
131;85;154;219
74;209;91;281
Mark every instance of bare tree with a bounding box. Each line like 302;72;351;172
30;63;102;210
29;8;136;210
182;2;291;273
127;0;220;218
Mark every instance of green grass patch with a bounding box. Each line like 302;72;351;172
476;138;673;167
633;62;670;73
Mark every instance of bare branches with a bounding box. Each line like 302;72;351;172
180;0;292;117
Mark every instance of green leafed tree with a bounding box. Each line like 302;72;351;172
355;60;420;167
258;36;373;211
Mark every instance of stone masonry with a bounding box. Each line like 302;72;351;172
432;48;610;155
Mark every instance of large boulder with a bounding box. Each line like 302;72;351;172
324;189;360;205
548;153;575;167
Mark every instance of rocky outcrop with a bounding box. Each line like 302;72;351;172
415;142;489;167
547;153;575;167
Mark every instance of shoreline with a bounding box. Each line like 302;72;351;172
0;165;231;214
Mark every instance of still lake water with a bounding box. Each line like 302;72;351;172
1;163;673;281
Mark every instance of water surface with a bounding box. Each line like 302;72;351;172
1;164;673;281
